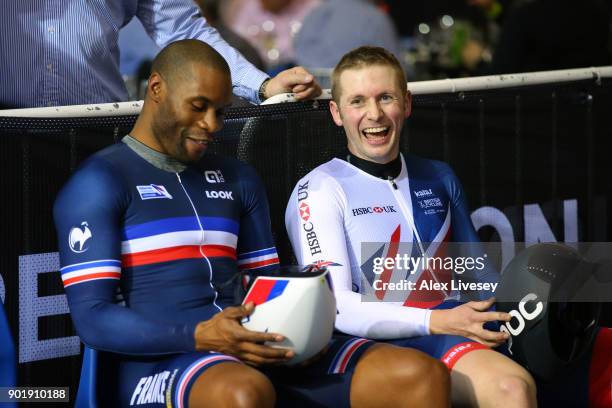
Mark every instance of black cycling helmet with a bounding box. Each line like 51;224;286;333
496;243;601;382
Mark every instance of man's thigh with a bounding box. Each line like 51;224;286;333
265;335;375;408
387;334;494;369
387;300;505;369
104;335;375;408
111;352;240;407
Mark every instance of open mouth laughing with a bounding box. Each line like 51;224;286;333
362;126;390;144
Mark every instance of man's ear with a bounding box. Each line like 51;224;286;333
404;90;412;119
147;73;164;103
330;100;344;127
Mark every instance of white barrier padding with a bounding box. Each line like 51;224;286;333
2;66;611;116
0;100;143;118
264;66;612;104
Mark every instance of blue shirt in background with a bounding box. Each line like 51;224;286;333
0;0;268;108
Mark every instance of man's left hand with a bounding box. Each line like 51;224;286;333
265;67;322;101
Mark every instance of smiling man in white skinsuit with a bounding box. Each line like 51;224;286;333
286;46;538;407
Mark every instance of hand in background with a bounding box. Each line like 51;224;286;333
265;66;322;101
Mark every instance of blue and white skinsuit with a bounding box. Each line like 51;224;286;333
286;153;498;367
54;137;372;407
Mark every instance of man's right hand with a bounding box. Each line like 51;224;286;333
264;67;322;101
194;302;294;366
429;298;511;347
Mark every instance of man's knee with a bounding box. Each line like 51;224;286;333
189;362;275;408
387;346;450;397
352;344;450;407
451;350;537;407
226;373;275;408
497;373;536;404
363;344;448;385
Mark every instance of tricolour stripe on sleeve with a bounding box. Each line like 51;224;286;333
237;247;279;270
60;259;121;288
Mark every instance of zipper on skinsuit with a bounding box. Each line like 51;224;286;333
176;172;222;312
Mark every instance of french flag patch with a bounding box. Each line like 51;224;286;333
243;279;288;306
136;184;173;200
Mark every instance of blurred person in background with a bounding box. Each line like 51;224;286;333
119;0;266;100
221;0;320;74
0;0;320;109
118;19;161;90
293;0;403;72
196;0;265;71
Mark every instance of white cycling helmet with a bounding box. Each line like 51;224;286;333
241;267;336;365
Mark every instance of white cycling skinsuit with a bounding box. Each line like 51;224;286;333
285;153;497;340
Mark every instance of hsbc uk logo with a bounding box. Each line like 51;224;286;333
297;181;321;256
299;202;310;221
351;205;397;217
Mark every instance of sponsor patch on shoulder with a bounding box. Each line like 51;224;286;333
136;184;173;200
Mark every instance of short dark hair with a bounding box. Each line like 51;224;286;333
331;46;407;103
150;39;230;86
